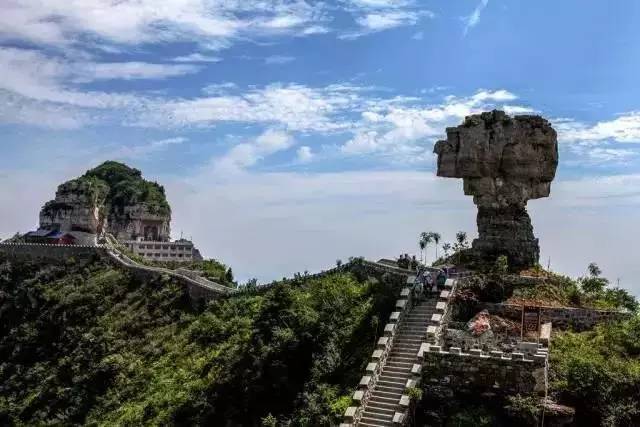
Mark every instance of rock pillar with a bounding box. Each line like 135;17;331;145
433;110;558;269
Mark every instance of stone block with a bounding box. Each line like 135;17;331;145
405;378;417;389
440;290;451;299
418;343;430;358
490;350;504;359
339;424;352;427
445;278;455;288
435;301;446;312
449;347;462;355
396;299;407;310
431;313;443;323
384;323;396;336
377;337;389;349
411;363;422;376
359;376;371;388
426;325;437;336
393;412;405;424
540;322;552;346
352;390;364;403
399;395;410;407
406;275;416;285
389;311;401;322
372;349;383;361
469;348;482;357
366;362;377;374
511;352;525;361
400;288;410;298
344;406;357;421
429;345;441;353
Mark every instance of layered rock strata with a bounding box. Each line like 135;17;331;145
433;110;558;269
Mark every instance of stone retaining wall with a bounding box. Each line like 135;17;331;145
419;345;547;396
479;302;631;331
0;242;102;263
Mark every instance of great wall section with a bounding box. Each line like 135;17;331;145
0;241;234;302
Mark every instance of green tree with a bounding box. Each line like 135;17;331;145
418;237;427;263
225;267;234;283
580;262;609;294
442;243;452;258
430;232;441;260
420;232;433;264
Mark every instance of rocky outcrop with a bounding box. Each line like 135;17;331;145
40;179;107;234
39;161;171;241
434;110;558;269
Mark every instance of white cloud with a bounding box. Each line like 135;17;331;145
357;11;421;31
463;0;489;35
173;53;222;63
264;55;296;65
113;137;187;159
587;147;638;163
555;112;640;144
340;0;433;38
214;129;294;172
341;89;526;157
296;146;314;163
71;62;201;82
145;83;362;132
0;0;333;50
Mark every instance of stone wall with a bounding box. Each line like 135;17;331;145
420;345;547;396
479;302;631;331
0;242;102;264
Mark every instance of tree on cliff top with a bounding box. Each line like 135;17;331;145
78;161;171;216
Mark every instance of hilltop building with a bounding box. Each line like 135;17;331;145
122;238;203;262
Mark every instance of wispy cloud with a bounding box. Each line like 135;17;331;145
264;55;296;65
214;129;294;173
114;137;188;159
172;53;222;63
463;0;489;35
555;112;640;144
296;146;314;163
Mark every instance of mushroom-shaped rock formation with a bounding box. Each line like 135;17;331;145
433;110;558;269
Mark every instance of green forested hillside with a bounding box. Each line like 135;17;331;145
0;258;402;426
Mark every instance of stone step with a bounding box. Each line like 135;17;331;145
360;415;392;426
384;365;411;374
379;373;409;383
393;343;421;349
359;421;391;427
386;355;416;363
377;378;406;388
375;382;405;392
368;398;398;410
362;408;393;421
371;390;403;401
388;351;417;358
390;350;417;357
385;361;413;369
366;405;395;416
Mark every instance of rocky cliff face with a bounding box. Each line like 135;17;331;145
39;161;171;241
433;110;558;269
40;179;107;234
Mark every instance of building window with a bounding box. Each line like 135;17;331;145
154;244;160;249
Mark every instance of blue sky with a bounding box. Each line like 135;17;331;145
1;1;640;291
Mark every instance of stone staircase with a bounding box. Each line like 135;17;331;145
358;298;438;427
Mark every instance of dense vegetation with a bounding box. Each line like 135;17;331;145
550;315;640;426
0;257;402;426
453;263;637;314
